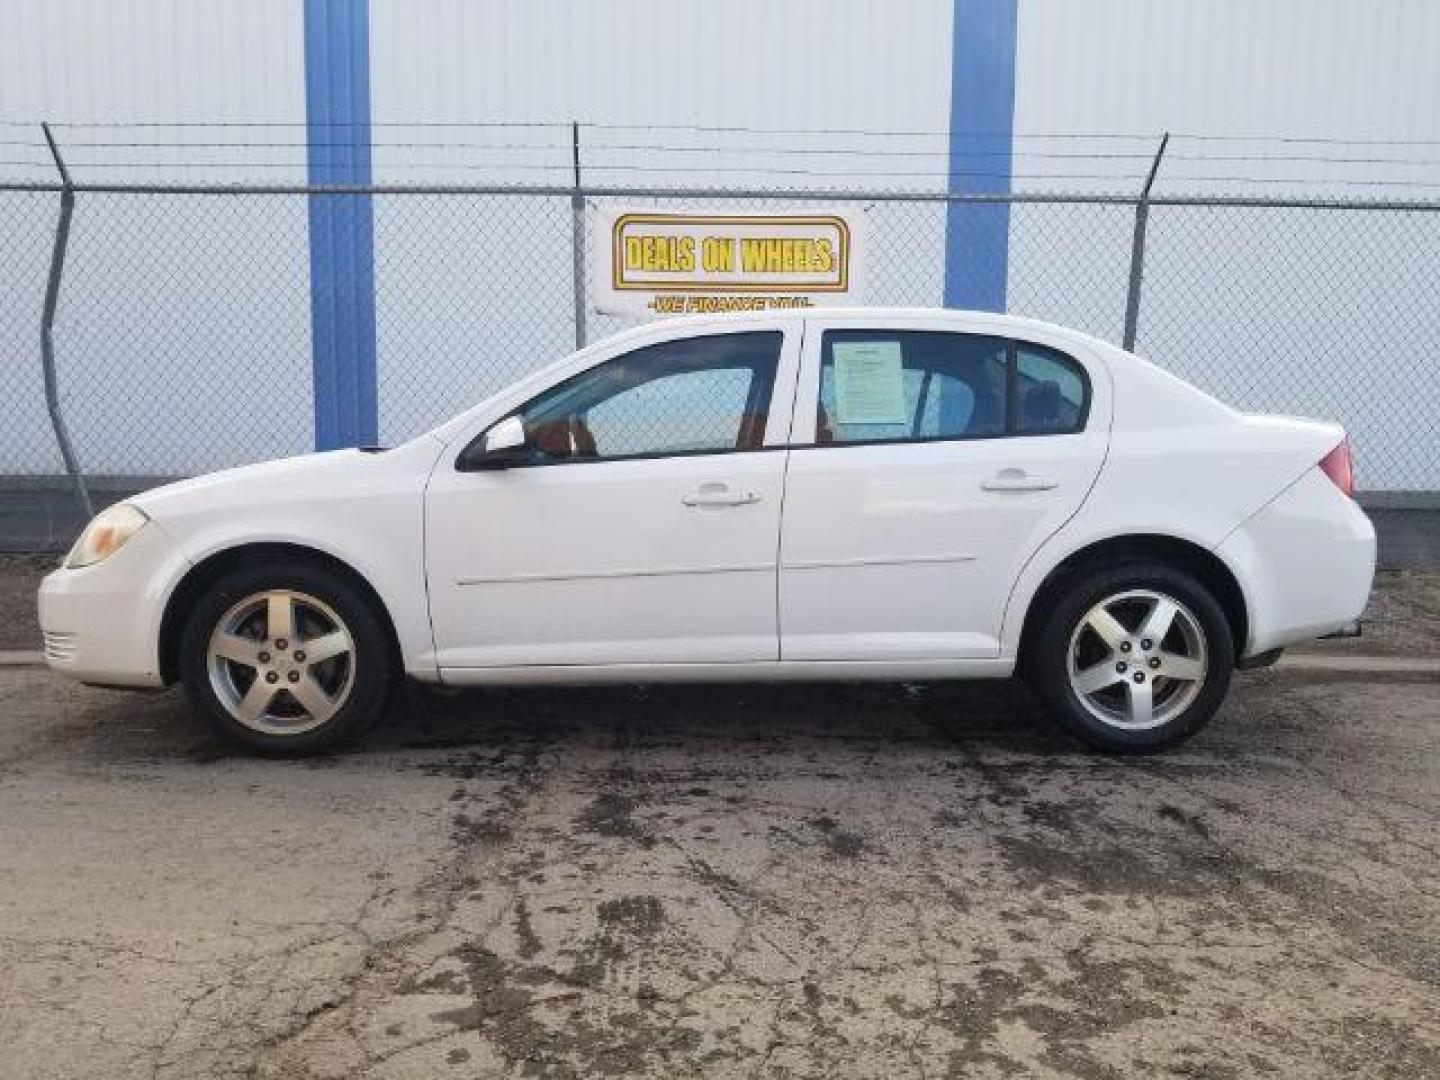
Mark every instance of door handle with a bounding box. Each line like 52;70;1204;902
682;482;762;508
981;469;1059;492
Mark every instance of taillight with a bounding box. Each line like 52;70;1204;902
1319;437;1355;498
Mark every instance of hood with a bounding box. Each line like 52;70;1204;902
132;449;367;513
130;438;444;520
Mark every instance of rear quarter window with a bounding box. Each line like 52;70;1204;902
1014;344;1089;435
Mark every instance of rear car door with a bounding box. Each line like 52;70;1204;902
779;315;1109;660
425;324;799;669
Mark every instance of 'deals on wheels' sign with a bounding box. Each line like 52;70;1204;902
594;209;865;318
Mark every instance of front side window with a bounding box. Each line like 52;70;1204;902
816;330;1088;445
513;332;782;464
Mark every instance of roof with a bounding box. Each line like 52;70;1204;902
593;306;1124;358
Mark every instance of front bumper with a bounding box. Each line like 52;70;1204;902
37;521;184;688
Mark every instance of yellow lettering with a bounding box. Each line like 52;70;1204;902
627;234;697;272
740;238;768;274
701;236;734;272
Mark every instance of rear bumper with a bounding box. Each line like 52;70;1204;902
1218;468;1376;656
37;523;180;688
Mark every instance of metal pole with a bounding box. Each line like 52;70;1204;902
570;120;587;350
1121;131;1169;352
39;122;93;521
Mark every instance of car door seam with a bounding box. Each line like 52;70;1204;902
774;316;807;662
996;348;1116;655
418;434;447;682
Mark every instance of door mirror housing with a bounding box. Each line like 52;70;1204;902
460;415;530;470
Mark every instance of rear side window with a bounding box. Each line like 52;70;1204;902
818;331;1008;444
816;330;1088;445
1015;344;1088;435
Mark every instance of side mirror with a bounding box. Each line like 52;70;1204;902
460;415;530;471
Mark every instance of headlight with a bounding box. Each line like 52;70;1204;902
66;503;150;568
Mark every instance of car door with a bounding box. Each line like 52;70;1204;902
425;324;799;669
779;315;1109;661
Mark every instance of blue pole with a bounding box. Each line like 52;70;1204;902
943;0;1019;313
304;0;377;449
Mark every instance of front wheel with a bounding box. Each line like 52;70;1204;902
1026;561;1234;752
178;560;394;755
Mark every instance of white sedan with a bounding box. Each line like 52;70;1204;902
39;309;1375;754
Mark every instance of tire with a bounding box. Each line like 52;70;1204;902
178;558;394;755
1025;560;1234;753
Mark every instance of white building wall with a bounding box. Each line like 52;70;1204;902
1011;0;1440;491
366;0;954;440
0;0;1436;488
1016;0;1440;154
0;0;311;477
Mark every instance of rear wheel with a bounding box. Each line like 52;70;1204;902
178;560;394;754
1027;561;1234;752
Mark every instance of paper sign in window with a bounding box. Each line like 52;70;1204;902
832;341;905;425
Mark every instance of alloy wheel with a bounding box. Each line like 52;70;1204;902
206;589;356;735
1065;588;1208;731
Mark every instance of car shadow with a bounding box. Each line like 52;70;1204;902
56;676;1095;767
384;678;1069;752
56;669;1328;782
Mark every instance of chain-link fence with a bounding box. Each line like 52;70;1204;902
3;177;1438;550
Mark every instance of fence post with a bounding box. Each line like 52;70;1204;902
570;120;587;350
1121;132;1169;352
39;122;93;522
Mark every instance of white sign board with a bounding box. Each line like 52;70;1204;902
832;341;906;425
593;209;865;318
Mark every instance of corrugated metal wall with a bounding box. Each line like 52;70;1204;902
1014;0;1440;193
1018;0;1440;148
1010;0;1440;492
0;0;310;477
371;0;951;137
366;0;954;442
0;0;304;132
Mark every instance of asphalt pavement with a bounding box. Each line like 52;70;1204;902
0;660;1437;1078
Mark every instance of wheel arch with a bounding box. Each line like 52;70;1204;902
1014;533;1249;670
158;541;403;685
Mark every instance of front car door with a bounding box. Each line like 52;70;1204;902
425;322;800;670
779;314;1110;661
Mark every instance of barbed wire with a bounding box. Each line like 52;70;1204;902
10;163;1436;192
3;120;1437;192
31;139;1440;172
1;117;1439;147
41;161;1138;181
50;139;1160;158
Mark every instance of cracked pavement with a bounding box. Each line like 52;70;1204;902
0;665;1436;1078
